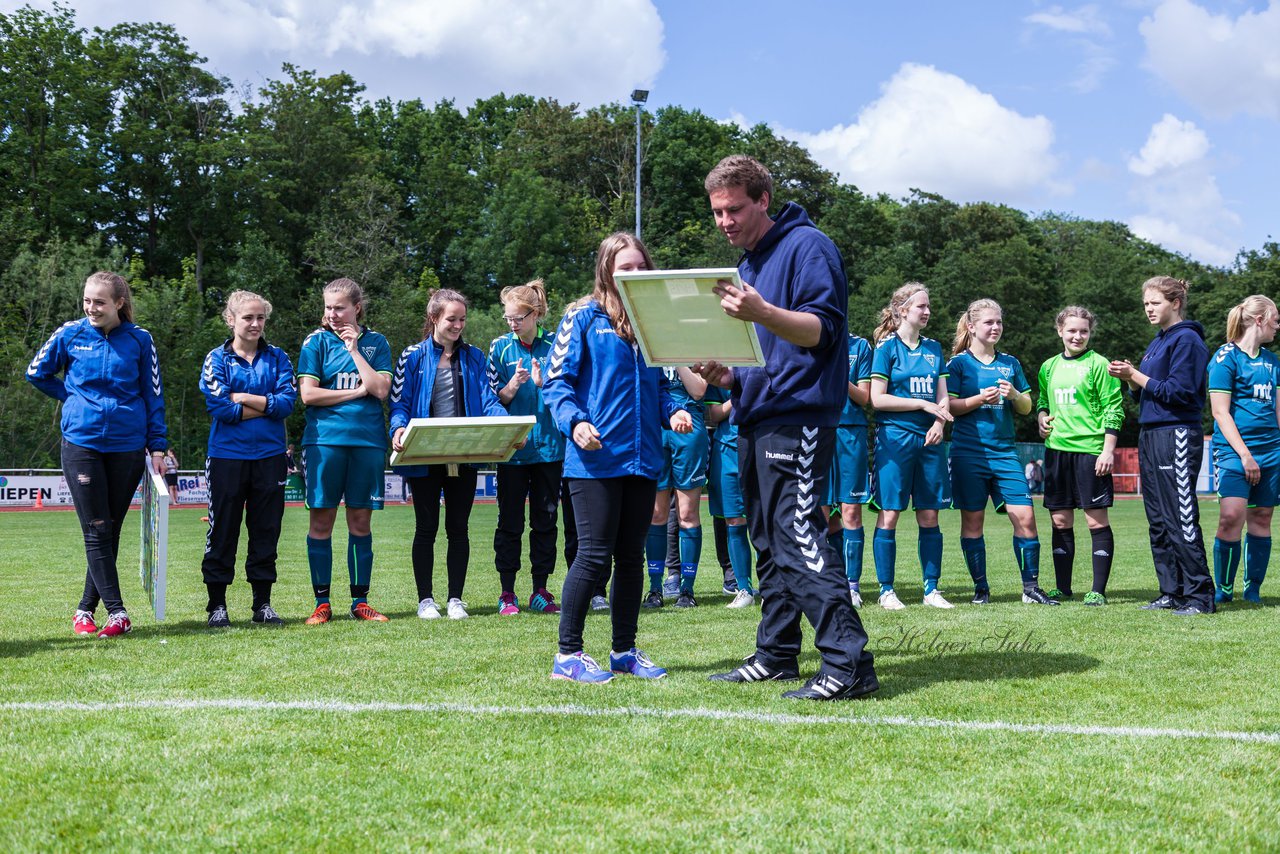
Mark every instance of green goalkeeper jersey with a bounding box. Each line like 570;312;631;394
1035;350;1124;454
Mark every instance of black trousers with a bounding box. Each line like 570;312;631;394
408;466;478;601
739;425;873;680
1139;426;1213;608
61;440;145;615
558;476;656;654
493;461;562;578
201;455;286;587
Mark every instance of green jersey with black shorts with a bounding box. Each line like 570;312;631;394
1035;351;1123;454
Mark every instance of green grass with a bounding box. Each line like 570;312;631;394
2;499;1279;852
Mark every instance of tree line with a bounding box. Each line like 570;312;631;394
3;4;1277;468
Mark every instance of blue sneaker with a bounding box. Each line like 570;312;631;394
551;652;614;684
1243;586;1261;603
610;648;668;679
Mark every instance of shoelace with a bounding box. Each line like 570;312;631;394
577;653;604;672
258;604;279;620
632;649;655;667
211;607;228;620
106;612;128;628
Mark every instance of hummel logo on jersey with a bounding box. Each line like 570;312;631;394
73;344;94;351
766;451;795;461
595;328;616;335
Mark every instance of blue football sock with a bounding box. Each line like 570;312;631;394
725;523;754;593
1214;537;1241;595
348;533;373;598
919;526;943;595
678;525;702;594
307;535;332;604
961;536;988;592
1244;534;1270;600
844;527;865;586
646;523;667;591
1013;535;1040;587
873;527;896;593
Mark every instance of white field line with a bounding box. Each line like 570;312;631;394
1;698;1278;746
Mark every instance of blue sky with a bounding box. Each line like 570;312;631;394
9;0;1280;266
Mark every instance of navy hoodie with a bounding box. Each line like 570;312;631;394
1134;319;1209;429
731;202;847;429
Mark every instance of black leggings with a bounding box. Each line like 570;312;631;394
408;466;478;601
558;476;656;655
61;441;145;615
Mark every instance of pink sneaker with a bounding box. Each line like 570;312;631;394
529;588;560;614
73;610;97;635
498;592;520;616
97;612;132;639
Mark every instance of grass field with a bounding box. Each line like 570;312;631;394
2;499;1279;852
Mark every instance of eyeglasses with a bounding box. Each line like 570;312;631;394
503;309;533;324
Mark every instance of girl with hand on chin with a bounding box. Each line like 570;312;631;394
297;278;393;625
198;290;297;627
28;271;168;639
390;289;510;621
1037;306;1123;606
868;282;954;611
1108;277;1212;614
543;232;692;683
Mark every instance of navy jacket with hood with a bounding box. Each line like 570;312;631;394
27;317;168;454
389;337;508;478
730;202;847;429
542;299;682;480
1134;319;1209;430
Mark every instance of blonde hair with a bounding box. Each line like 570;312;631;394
1142;275;1189;319
422;288;469;342
221;290;273;328
1055;305;1096;331
500;279;549;323
581;232;653;344
1226;295;1278;343
322;277;366;328
873;282;929;343
85;271;133;323
952;299;1002;355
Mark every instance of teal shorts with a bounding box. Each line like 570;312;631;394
708;440;744;519
658;428;708;491
303;445;386;510
826;424;870;506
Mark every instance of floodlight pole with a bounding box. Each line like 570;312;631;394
631;89;649;240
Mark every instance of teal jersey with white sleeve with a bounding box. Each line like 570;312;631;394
870;333;947;436
946;350;1031;454
840;334;872;427
663;367;705;432
1208;343;1280;453
297;326;392;448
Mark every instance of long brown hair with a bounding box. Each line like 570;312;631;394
422;288;468;343
873;282;928;343
86;271;134;323
321;277;366;330
952;298;1002;355
583;232;653;344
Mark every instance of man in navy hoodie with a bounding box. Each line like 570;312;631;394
698;155;877;700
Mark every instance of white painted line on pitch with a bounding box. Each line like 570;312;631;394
1;698;1278;746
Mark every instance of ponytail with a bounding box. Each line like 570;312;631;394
1226;294;1277;343
873;282;928;343
951;298;1002;355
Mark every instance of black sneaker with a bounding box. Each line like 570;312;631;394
722;578;739;595
709;654;801;683
1141;594;1176;610
252;603;284;625
971;589;990;605
207;606;230;628
642;590;664;609
782;671;880;701
675;592;698;608
1173;602;1215;615
1021;587;1060;606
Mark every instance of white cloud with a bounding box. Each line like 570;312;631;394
786;63;1061;204
1024;4;1112;37
4;0;665;107
1140;0;1280;119
1127;113;1209;176
1125;116;1240;265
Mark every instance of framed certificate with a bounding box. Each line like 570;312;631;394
138;457;169;620
613;268;766;367
389;415;537;467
